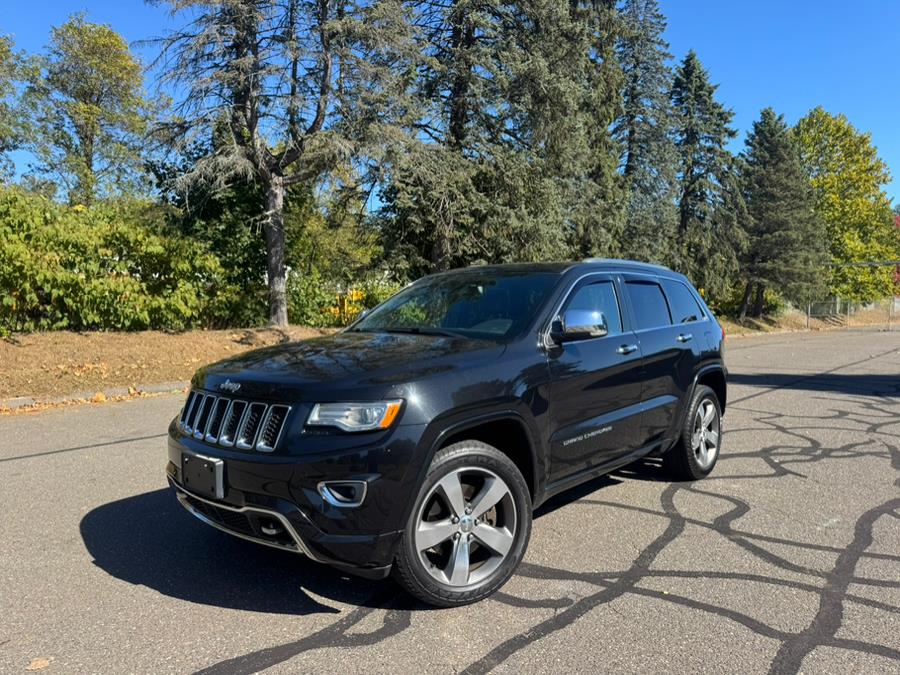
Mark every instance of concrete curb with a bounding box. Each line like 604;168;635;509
1;380;188;411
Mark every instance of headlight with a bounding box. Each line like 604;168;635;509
307;400;403;432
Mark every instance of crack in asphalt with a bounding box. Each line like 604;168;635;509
0;433;168;463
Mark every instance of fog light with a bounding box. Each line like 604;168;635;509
317;480;368;508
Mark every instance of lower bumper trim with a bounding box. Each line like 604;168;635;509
170;478;323;561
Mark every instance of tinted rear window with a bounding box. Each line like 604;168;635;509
625;281;672;330
662;280;705;324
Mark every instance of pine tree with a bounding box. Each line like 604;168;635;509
613;0;677;264
568;0;627;258
381;0;625;274
738;108;826;318
670;51;737;294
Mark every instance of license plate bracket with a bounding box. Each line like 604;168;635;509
181;452;225;499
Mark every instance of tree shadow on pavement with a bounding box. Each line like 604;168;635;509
728;372;900;398
79;488;405;616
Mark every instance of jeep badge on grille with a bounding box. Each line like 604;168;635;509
218;379;241;393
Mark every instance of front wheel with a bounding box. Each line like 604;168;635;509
664;384;722;481
393;441;532;607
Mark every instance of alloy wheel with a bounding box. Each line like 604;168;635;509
691;398;720;470
414;467;517;588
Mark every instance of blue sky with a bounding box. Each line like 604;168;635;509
661;0;899;201
3;0;899;202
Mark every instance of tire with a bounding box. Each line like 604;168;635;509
664;384;722;481
393;441;532;607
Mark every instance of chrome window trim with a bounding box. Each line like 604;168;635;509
540;271;622;348
622;273;711;333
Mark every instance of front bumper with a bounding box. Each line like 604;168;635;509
166;420;427;579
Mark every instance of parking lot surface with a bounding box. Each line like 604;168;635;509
2;330;899;674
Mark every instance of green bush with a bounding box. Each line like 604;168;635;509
287;270;404;327
0;187;233;333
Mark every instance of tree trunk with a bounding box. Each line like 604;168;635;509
752;282;765;317
738;282;753;320
264;174;289;326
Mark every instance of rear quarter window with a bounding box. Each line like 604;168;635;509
625;281;672;331
661;280;706;324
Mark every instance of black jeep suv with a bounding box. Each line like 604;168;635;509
166;260;726;606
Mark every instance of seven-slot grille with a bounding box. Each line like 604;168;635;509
179;390;290;452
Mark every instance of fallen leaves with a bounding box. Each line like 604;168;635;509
25;657;54;671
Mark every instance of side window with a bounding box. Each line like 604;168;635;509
662;280;706;324
565;281;623;336
625;281;672;331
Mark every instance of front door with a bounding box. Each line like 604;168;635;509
547;276;644;483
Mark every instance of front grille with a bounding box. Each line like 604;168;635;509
178;391;291;452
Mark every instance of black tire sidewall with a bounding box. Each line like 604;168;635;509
680;385;722;478
394;441;532;606
664;384;722;481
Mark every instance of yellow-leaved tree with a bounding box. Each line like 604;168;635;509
795;107;900;302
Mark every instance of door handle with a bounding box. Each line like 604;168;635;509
676;333;693;343
616;344;638;355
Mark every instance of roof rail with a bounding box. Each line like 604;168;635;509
581;258;672;272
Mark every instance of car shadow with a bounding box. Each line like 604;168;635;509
79;488;400;615
82;467;642;615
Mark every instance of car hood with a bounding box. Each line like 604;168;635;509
193;330;507;401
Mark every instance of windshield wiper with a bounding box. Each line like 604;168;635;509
371;326;469;339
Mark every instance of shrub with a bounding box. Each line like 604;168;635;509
287;270;404;327
0;187;232;333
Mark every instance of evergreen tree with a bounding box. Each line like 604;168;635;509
738;108;826;318
568;0;627;258
382;0;626;274
613;0;677;264
670;50;738;295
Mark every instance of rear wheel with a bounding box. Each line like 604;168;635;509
393;441;531;607
664;384;722;480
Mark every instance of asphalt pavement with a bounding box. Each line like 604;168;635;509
1;330;899;674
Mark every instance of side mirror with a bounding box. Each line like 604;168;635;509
550;310;609;343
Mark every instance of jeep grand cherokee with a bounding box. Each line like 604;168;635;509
166;259;726;606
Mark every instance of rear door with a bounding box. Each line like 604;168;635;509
622;275;696;446
546;275;644;482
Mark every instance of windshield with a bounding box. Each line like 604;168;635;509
350;270;560;342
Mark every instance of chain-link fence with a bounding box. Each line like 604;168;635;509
805;296;899;331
